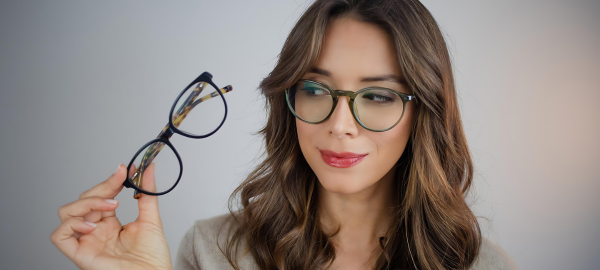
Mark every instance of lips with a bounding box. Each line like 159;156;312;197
319;149;368;168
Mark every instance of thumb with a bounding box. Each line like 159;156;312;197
136;162;162;226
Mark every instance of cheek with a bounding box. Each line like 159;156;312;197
372;108;414;166
296;119;319;161
296;118;312;144
346;114;413;191
370;129;410;175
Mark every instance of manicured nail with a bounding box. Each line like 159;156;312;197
115;164;122;174
105;199;118;204
85;222;97;228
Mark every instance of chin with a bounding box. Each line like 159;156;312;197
316;173;371;195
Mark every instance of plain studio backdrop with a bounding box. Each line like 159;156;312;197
0;1;598;269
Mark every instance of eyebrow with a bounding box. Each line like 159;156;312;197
309;67;408;86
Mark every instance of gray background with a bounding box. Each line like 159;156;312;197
1;1;598;269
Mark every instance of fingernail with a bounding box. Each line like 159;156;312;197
115;164;122;174
84;222;97;228
105;199;118;204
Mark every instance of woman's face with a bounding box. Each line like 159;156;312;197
297;17;415;195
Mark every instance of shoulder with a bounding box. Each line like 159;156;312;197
193;213;239;243
470;237;519;270
176;216;517;270
174;212;259;270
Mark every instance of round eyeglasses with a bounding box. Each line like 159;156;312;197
123;71;232;199
285;79;416;132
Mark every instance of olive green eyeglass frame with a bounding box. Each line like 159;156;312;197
285;79;417;132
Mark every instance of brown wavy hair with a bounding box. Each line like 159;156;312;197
222;0;481;269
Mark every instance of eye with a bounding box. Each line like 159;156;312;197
303;87;328;96
361;91;396;104
298;81;330;96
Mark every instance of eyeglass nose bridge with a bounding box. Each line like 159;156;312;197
329;90;359;115
330;89;359;100
327;90;361;127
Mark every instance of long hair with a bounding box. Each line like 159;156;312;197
223;0;481;269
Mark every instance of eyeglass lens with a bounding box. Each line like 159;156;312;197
129;141;180;194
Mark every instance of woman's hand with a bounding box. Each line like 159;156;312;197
51;163;172;270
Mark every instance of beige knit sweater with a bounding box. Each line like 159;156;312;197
175;213;518;270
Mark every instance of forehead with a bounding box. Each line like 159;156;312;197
316;17;402;79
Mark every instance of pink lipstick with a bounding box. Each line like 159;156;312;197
319;149;367;168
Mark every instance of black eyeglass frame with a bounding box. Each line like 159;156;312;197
285;79;417;132
122;71;230;198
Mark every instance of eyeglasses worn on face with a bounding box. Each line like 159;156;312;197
285;79;416;132
122;71;232;199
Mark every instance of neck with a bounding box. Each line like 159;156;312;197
317;168;397;249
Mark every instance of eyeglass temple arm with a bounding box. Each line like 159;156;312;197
169;85;233;134
130;141;166;199
130;85;233;199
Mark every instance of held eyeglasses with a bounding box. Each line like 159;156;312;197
122;72;232;199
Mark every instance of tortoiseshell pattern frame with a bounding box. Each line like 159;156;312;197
285;79;416;132
122;72;232;199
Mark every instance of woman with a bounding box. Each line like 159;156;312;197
51;0;517;269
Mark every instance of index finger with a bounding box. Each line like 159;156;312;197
79;164;127;200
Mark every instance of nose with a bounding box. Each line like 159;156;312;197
327;96;359;138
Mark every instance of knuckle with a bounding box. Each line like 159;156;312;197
50;232;56;243
57;206;67;219
79;191;89;200
50;228;60;243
